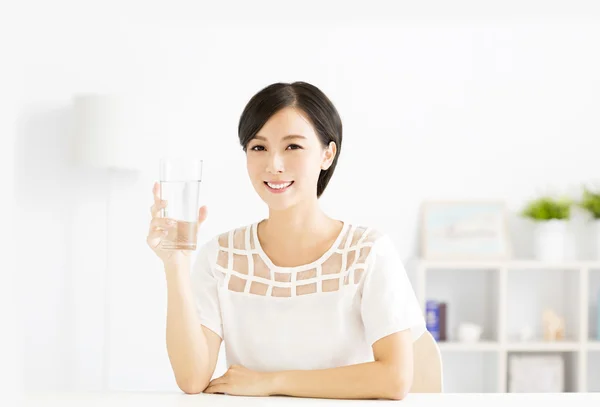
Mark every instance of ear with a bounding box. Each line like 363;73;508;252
321;141;337;170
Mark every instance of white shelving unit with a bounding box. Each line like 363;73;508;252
414;259;600;393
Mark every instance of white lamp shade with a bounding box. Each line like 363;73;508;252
72;93;143;171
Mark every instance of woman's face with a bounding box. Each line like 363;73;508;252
246;107;336;211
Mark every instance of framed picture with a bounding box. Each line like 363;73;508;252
420;200;512;260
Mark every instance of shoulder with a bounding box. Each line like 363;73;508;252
341;223;404;274
194;222;256;276
197;221;256;255
342;223;391;253
215;222;256;250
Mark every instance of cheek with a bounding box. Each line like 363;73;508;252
291;153;320;172
246;158;262;181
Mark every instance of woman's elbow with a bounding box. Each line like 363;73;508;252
179;384;204;395
177;377;208;395
385;375;412;401
387;386;409;400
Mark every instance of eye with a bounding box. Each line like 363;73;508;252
250;145;265;151
287;144;302;150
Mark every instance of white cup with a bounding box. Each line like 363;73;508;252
458;323;483;342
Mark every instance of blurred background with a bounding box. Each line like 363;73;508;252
5;0;600;397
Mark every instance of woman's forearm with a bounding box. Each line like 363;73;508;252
270;360;409;400
165;263;212;393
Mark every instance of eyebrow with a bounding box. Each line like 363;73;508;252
253;135;307;141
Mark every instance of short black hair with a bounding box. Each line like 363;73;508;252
238;81;342;198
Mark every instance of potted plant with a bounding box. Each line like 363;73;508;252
521;196;572;261
578;187;600;259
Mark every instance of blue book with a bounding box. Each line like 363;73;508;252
426;300;440;341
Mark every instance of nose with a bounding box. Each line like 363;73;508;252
266;151;284;174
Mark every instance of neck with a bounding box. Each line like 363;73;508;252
261;199;334;244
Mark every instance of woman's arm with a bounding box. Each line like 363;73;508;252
271;330;413;400
205;330;414;400
165;262;222;394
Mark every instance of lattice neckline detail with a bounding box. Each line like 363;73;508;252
215;222;380;298
252;220;350;272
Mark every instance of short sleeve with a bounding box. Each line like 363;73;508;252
190;236;223;339
360;234;426;346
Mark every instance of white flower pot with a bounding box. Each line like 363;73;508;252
534;220;569;261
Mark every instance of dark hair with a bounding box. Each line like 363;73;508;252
238;81;342;198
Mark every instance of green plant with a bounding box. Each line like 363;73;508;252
579;187;600;219
521;196;572;221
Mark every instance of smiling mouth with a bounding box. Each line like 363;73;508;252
264;181;294;192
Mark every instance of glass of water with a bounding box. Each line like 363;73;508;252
159;157;203;251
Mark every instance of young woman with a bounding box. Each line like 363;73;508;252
147;82;426;400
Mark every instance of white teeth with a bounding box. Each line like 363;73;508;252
267;181;292;189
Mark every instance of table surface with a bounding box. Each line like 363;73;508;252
21;391;600;407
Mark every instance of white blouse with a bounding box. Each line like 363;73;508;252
191;221;426;372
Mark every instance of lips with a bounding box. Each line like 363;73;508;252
264;181;294;192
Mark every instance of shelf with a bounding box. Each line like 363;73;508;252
507;351;580;392
418;259;600;270
588;352;600;391
437;341;499;352
587;341;600;351
438;341;584;352
506;268;580;345
589;270;600;347
505;341;580;352
417;256;598;392
441;352;499;393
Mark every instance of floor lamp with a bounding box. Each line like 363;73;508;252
72;93;140;391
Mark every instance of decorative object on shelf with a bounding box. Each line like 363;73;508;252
420;201;512;260
521;195;573;261
519;326;534;342
542;308;565;341
425;300;440;340
508;354;564;392
457;322;483;343
578;186;600;260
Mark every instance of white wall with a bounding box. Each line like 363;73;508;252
15;0;600;393
2;12;23;402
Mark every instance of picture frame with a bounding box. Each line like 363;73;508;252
420;200;512;260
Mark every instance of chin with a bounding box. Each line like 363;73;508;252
254;182;300;211
261;196;297;212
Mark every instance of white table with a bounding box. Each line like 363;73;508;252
21;391;600;407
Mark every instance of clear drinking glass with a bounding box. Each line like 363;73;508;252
159;157;203;250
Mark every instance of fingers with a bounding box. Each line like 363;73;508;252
198;205;208;225
152;182;161;203
205;376;228;394
208;376;227;387
204;383;227;394
151;182;168;218
149;217;177;232
150;199;168;218
146;230;167;249
146;218;176;249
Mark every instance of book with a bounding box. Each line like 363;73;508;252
439;302;447;341
426;300;440;341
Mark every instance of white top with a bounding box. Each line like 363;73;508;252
191;221;426;372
